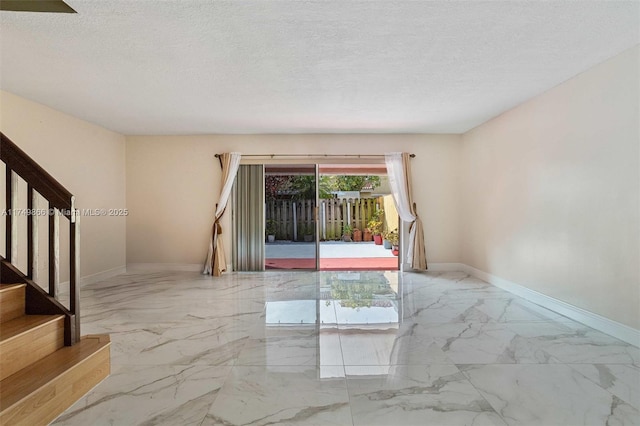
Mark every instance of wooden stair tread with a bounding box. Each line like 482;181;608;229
0;284;26;293
0;284;26;324
0;334;110;411
0;315;64;342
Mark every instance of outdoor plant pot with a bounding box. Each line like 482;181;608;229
392;245;399;256
363;229;373;242
343;234;352;242
383;239;392;249
267;235;276;243
373;234;383;245
353;229;362;242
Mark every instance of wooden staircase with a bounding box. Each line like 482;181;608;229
1;133;111;425
0;283;110;425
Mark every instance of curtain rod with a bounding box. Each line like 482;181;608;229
214;153;415;159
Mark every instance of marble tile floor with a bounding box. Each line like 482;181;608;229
52;270;640;426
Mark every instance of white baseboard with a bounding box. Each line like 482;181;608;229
126;263;203;272
126;263;233;273
426;262;466;272
57;265;126;292
80;266;127;286
461;264;640;347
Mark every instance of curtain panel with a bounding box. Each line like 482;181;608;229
385;152;427;270
233;165;265;271
203;152;241;276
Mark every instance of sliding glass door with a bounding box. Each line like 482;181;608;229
264;164;319;270
232;162;399;272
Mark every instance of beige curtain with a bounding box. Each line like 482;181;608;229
203;152;241;276
385;152;427;270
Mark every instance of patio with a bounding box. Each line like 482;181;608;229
265;241;398;270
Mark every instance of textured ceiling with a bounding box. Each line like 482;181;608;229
1;1;638;135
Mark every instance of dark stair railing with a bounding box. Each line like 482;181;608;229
1;132;80;345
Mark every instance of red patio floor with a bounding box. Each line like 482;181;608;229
265;257;399;270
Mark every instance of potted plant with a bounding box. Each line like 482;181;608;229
387;230;399;256
367;211;384;245
353;228;362;242
266;219;277;243
342;224;353;242
382;230;392;249
363;228;373;242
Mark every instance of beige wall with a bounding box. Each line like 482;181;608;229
0;90;127;280
460;46;640;328
126;134;462;266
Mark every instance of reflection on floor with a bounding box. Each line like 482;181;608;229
265;257;399;270
265;241;399;270
53;270;639;425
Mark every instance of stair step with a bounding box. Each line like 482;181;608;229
0;315;65;381
0;334;111;426
0;284;26;323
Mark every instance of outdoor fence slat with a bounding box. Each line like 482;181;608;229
335;199;339;237
276;200;281;239
296;200;300;239
328;199;334;239
365;200;370;228
273;201;278;238
322;201;326;240
331;199;336;239
267;196;382;242
310;200;314;227
342;199;347;232
361;200;367;230
303;200;307;234
277;201;286;239
282;201;287;239
287;200;292;239
335;199;339;235
278;200;283;239
328;199;332;239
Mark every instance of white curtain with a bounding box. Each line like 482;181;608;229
203;152;241;276
385;152;427;270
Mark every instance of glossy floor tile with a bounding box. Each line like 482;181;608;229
53;270;640;425
461;364;638;425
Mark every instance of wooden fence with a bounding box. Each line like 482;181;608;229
266;198;381;241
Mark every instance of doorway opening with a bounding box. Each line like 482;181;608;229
263;164;399;271
317;164;398;271
264;164;317;270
